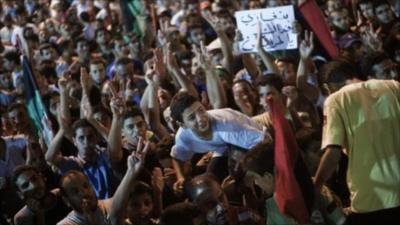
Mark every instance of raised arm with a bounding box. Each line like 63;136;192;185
140;69;170;139
194;42;227;109
107;93;126;163
165;43;198;97
80;67;110;139
45;111;68;167
297;31;319;104
256;23;279;75
202;10;234;74
110;139;150;225
58;72;72;131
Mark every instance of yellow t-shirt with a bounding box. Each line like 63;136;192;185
322;79;400;213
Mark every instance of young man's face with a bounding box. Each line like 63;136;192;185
375;4;394;24
41;47;57;61
158;88;172;110
123;116;147;146
330;10;350;31
8;106;29;133
90;63;106;85
258;84;282;111
115;63;134;81
189;28;206;46
232;82;255;111
61;172;97;213
181;102;210;134
359;2;374;20
15;170;46;201
128;192;154;220
75;41;90;59
113;40;130;58
73;127;97;161
326;0;342;14
276;61;296;85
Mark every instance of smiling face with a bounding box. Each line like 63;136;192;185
232;82;255;113
181;102;210;135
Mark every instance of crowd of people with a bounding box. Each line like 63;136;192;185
0;0;399;224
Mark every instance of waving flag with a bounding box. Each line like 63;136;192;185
268;98;312;224
22;55;54;146
299;0;338;59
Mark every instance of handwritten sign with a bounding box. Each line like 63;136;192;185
234;5;297;53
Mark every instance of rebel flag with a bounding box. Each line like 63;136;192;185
299;0;338;59
268;97;314;224
22;55;54;146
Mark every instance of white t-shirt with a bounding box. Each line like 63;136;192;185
171;108;265;161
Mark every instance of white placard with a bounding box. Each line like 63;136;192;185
234;5;297;53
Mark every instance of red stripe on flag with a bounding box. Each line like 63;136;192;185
299;0;338;59
268;97;310;223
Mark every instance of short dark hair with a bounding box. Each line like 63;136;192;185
319;59;359;84
258;73;284;93
89;58;106;67
59;170;87;197
72;119;96;137
12;165;41;187
169;92;199;122
160;202;199;225
115;57;132;67
241;142;274;176
129;181;153;200
123;107;144;122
